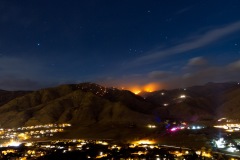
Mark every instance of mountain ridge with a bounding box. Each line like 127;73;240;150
0;82;239;130
0;83;156;128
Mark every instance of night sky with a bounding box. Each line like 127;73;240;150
0;0;240;91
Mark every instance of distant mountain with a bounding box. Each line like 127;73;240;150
0;82;240;139
140;82;240;121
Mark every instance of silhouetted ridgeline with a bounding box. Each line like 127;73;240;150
0;82;240;129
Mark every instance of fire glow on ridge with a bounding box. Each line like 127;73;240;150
128;83;161;94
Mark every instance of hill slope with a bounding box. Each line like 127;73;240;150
0;90;30;106
1;82;240;139
141;82;240;121
0;83;156;128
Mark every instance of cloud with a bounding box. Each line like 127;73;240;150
148;71;171;79
96;59;240;91
130;21;240;66
182;67;224;84
153;67;225;89
228;59;240;71
0;76;43;91
0;56;43;77
174;59;240;88
187;57;207;66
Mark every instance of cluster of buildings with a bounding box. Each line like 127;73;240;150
2;116;240;159
0;120;238;159
147;119;204;133
214;118;240;132
0;139;227;160
0;123;71;144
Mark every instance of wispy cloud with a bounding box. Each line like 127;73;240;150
108;58;240;90
0;56;43;77
0;76;42;91
187;57;207;66
130;21;240;66
148;71;171;79
167;59;240;88
228;59;240;71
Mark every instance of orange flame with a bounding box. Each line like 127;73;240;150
143;83;160;92
127;82;161;94
129;86;142;94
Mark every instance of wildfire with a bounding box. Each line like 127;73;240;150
129;86;142;95
143;83;159;92
128;83;161;94
133;90;141;94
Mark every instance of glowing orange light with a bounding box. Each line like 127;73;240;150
143;83;160;92
134;90;141;94
132;88;142;94
132;139;156;145
126;82;162;94
127;85;142;94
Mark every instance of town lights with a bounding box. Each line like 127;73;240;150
179;94;186;99
7;140;21;147
147;124;157;128
132;139;155;145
